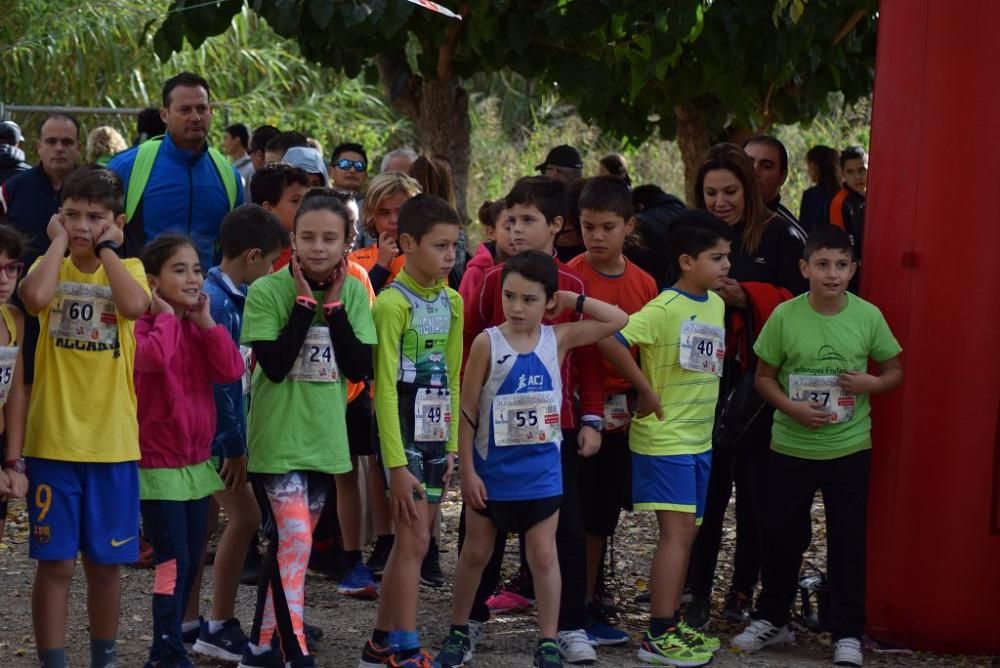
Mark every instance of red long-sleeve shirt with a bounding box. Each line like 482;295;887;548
463;257;603;429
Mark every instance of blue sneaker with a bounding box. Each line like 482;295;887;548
435;627;472;667
338;560;379;599
585;618;629;646
237;637;285;668
182;617;203;650
193;618;249;662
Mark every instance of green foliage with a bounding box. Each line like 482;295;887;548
1;1;412;161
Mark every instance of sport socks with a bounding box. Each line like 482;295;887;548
38;648;66;668
649;616;676;637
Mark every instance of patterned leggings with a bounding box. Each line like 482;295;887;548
249;471;329;658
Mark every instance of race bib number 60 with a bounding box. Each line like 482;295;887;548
49;282;118;345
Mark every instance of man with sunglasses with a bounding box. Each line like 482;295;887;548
0;114;81;387
329;142;369;193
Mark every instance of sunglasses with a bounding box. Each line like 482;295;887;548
334;158;367;173
0;261;24;279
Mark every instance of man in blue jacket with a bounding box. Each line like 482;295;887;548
109;72;243;269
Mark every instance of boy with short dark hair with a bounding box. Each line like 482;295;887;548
184;204;289;660
600;210;733;666
732;225;902;668
249;162;311;270
359;194;464;667
829;146;868;291
18;165;152;668
463;176;605;665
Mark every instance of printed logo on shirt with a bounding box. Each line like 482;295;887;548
33;525;51;545
515;374;545;392
816;345;847;364
54;337;122;358
496;354;513;366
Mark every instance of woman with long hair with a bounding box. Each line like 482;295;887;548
683;143;807;629
799;145;842;233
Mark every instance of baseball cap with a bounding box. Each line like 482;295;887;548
0;121;24;145
535;144;582;172
283;146;331;187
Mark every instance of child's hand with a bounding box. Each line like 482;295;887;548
376;232;398;270
442;452;456;495
389;467;424;526
577;426;601;457
187;293;215;329
46;213;68;244
291;253;313;299
323;258;348;305
5;469;27;499
635;388;664;420
838;370;880;394
546;290;579;320
461;469;488;510
785;399;833;430
149;288;173;316
219;455;248;491
94;222;124;249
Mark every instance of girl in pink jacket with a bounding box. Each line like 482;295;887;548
134;234;244;668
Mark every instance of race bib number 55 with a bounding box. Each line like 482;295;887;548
492;391;560;447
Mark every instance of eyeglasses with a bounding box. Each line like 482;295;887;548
0;261;24;279
334;158;367;173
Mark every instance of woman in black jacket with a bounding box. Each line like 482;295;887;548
683;143;807;628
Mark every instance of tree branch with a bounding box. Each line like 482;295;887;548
436;3;468;81
833;8;867;45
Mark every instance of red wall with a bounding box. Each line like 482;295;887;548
865;0;1000;653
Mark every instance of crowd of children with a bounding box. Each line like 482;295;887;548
0;128;899;668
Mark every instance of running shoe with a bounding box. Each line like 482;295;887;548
676;620;720;653
182;617;203;650
557;629;596;664
339;561;379;599
584;617;629;646
533;639;563;668
388;650;440;667
238;637;286;668
730;619;795;651
485;589;534;613
193;618;248;662
358;640;394;667
636;628;712;667
833;637;863;667
435;628;472;667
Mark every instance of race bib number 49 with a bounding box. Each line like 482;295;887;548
492;391;560;447
414;389;451;442
288;326;339;383
49;282;118;345
789;374;855;423
679;320;725;377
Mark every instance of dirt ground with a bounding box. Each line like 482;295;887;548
0;496;995;667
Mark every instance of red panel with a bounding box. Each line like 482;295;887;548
865;0;1000;654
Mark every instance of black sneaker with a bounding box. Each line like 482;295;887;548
683;596;711;629
533;639;562;668
723;590;752;624
182;617;203;650
420;537;445;587
367;535;394;578
193;618;248;662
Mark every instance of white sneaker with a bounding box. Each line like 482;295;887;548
834;637;863;667
558;629;598;664
730;619;795;651
468;620;483;653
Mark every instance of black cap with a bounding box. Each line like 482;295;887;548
535;144;582;172
0;121;23;145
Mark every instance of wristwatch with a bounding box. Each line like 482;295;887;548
575;293;587;314
94;240;121;256
581;418;604;433
2;458;26;474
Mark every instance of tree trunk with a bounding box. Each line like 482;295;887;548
674;104;710;205
376;52;471;221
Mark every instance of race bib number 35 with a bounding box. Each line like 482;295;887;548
679;320;725;377
492;391;560;447
0;345;17;405
414;389;451;442
49;282;118;345
789;374;855;423
288;326;339;383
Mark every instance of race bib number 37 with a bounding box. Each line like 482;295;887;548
288;326;339;383
49;282;118;345
789;374;855;423
679;320;725;377
492;391;560;447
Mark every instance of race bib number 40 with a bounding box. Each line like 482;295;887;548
492;391;560;447
414;389;451;442
288;326;339;382
789;374;855;423
679;320;725;377
49;282;118;345
0;346;17;405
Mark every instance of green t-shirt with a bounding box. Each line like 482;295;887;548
373;269;463;469
753;292;902;460
139;461;223;501
241;270;377;474
617;288;725;456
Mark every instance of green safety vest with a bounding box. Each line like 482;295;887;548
124;135;238;223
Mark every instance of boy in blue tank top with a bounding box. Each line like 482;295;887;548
435;250;628;668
